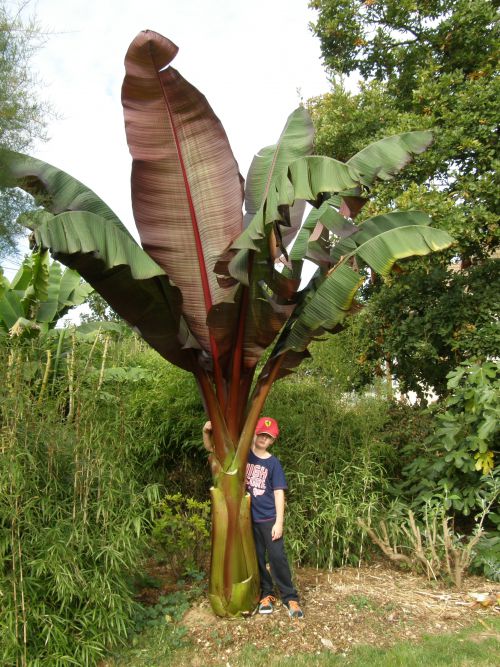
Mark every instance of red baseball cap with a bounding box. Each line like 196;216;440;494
255;417;279;439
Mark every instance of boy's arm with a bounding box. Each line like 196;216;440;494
202;420;214;453
272;489;285;540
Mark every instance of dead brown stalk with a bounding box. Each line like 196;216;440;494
358;510;487;589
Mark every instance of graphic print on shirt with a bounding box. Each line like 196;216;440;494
246;462;268;497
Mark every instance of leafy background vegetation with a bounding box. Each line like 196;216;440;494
1;327;497;665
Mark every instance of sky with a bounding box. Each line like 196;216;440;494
6;0;333;261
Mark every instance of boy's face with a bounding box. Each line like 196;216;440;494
254;432;276;451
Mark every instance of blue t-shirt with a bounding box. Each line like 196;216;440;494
245;450;287;522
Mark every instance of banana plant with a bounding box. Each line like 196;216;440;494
0;250;92;337
0;30;453;616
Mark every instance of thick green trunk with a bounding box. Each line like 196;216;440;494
208;467;260;616
201;357;284;617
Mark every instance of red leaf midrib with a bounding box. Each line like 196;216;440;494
150;47;225;403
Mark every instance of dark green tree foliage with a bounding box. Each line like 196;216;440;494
310;0;499;101
357;261;500;398
0;3;49;259
308;0;500;394
80;291;121;324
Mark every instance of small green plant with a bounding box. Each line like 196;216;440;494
151;494;211;576
348;594;375;610
132;590;191;633
470;501;500;582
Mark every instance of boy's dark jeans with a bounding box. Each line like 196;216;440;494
252;519;298;604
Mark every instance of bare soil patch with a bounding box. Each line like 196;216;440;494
178;563;499;665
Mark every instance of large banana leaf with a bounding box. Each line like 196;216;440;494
0;151;128;234
37;261;94;324
275;223;453;355
20;249;50;314
217;131;439;371
245;107;313;216
0;289;23;330
0;269;6;301
29;209;196;370
244;107;313;252
207;109;313;381
2;150;198;368
0;251;49;331
329;210;434;265
234;130;436;263
347;131;433;185
230;156;360;258
122;30;244;359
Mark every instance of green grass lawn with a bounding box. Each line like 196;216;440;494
104;617;500;667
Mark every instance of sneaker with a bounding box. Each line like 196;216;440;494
286;600;304;619
258;595;276;614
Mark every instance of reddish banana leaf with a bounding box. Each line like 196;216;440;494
122;31;244;378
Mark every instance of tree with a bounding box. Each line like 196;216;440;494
79;291;120;324
0;30;452;616
0;2;50;259
308;0;499;395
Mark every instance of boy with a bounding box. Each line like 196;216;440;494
203;418;304;619
246;417;303;618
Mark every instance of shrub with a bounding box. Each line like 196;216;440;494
265;366;396;568
151;493;211;577
396;360;499;518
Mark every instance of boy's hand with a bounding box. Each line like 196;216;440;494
271;522;283;541
202;421;213;453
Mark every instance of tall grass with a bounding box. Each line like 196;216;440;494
0;334;165;666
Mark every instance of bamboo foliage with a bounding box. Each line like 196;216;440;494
0;336;164;665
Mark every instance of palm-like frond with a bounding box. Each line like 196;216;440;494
347;131;433;184
30;209;195;370
122;30;244;363
244;107;314;253
276;223;453;355
1;151;127;232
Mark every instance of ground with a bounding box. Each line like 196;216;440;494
137;562;500;666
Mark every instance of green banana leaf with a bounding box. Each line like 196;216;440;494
0;289;23;330
208;108;314;378
328;210;435;265
276;224;454;355
0;151;128;234
231;156;360;258
0;269;6;301
347;131;434;185
232;130;435;261
216;131;439;373
244;106;314;252
29;209;196;370
20;249;50;315
36;262;93;325
354;225;453;277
